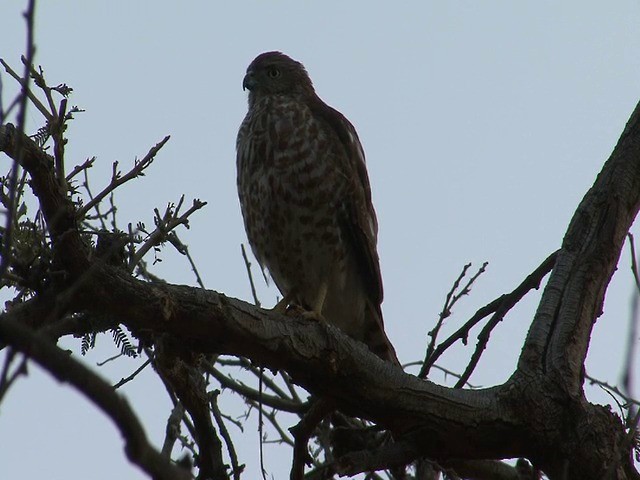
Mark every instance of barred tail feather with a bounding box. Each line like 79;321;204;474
365;304;400;365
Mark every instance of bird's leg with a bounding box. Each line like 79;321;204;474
279;282;329;322
311;280;328;316
300;280;328;323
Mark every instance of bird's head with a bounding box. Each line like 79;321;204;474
242;51;314;98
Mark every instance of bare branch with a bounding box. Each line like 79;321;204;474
622;234;640;412
66;156;95;182
420;251;557;379
519;99;640;392
585;373;640;431
290;398;334;480
76;136;171;219
0;316;189;480
0;58;52;122
281;370;303;404
204;363;308;414
404;361;478;388
155;350;228;480
131;196;206;269
0;0;36;281
218;356;294;399
255;401;295;447
81;166;108;229
113;358;152;389
241;243;261;307
161;402;185;458
210;390;244;480
167;232;205;289
423;262;473;364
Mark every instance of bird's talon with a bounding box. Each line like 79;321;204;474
271;297;289;315
301;310;327;324
284;303;306;317
283;304;327;323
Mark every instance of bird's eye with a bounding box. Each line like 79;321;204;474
267;67;281;78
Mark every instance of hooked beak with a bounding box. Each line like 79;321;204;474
242;72;257;91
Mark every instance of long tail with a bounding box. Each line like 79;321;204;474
364;303;400;365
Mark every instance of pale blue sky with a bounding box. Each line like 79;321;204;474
2;1;640;479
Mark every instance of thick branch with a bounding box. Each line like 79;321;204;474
64;264;526;460
519;100;640;393
0;123;88;273
0;315;189;480
155;346;228;480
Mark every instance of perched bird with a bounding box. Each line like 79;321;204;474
236;51;398;364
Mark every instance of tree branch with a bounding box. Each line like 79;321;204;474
0;315;189;480
420;251;557;379
204;363;308;414
0;123;88;273
0;1;36;281
155;345;228;480
519;99;640;392
76;137;170;219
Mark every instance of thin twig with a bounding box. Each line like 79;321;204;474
217;409;245;433
623;234;640;407
66;156;95;182
167;231;205;289
280;370;303;404
628;233;640;292
219;356;292;399
53;97;67;190
34;64;58;116
259;366;267;480
96;352;123;366
424;262;487;369
130;197;206;269
425;263;471;358
403;361;478;388
108;191;118;230
290;398;335;480
114;358;152;389
210;390;243;480
0;0;36;282
454;307;506;388
76;136;171;218
205;364;307;413
82;167;107;229
585;374;640;409
419;251;558;379
0;61;4;118
246;398;294;447
0;58;52;122
161;402;184;457
241;243;261;307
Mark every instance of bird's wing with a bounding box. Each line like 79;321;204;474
310;99;384;306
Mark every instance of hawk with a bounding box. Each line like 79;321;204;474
236;51;398;364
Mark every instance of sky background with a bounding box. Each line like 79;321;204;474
2;1;640;479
